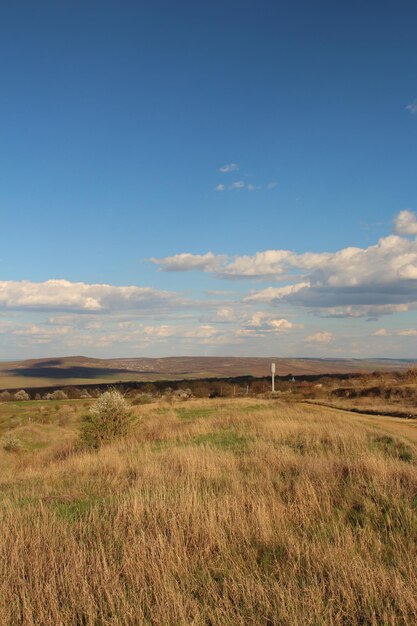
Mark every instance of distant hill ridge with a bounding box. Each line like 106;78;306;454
0;355;416;390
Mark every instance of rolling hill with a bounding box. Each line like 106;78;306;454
0;355;415;390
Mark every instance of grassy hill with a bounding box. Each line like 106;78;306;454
0;396;416;624
0;355;415;390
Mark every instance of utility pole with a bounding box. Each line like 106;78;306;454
271;362;275;393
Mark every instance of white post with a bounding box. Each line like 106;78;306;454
271;362;275;393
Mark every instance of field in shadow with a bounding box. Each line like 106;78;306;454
6;363;131;380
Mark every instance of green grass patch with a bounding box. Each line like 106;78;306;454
50;496;102;522
154;406;171;415
176;407;216;421
189;430;251;451
236;403;267;413
371;435;414;463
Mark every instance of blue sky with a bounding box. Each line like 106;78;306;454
1;0;417;359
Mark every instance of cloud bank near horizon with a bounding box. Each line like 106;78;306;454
2;211;417;358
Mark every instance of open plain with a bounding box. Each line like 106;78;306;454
0;395;415;625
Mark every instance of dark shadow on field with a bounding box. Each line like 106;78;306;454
6;365;132;380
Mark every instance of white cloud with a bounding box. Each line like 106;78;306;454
314;303;411;319
12;324;71;336
210;307;236;322
215;183;225;191
394;209;417;236
219;163;239;173
153;210;417;316
47;314;103;330
142;324;221;342
269;318;297;331
239;311;302;337
151;251;226;273
372;328;389;336
0;279;183;313
372;328;417;337
230;180;245;190
406;101;417;115
305;331;333;343
243;283;310;302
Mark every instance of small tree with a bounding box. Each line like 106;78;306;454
0;391;11;402
79;389;132;449
14;390;30;401
50;390;68;400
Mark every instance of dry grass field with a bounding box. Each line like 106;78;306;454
0;396;416;625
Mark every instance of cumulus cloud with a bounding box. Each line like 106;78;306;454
0;279;183;313
151;252;226;272
305;331;333;343
215;183;225;191
243;283;310;302
219;163;239;173
236;311;302;338
153;210;417;316
394;210;417;236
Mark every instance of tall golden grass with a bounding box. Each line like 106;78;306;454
0;399;416;625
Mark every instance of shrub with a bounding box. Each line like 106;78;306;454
51;390;68;400
44;390;68;400
14;390;30;401
0;391;11;401
132;393;152;405
2;435;23;452
79;389;132;449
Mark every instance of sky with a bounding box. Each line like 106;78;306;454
1;0;417;360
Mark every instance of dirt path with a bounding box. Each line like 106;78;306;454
300;402;417;446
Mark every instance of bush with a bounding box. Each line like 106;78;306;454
14;390;30;401
51;390;68;400
0;391;11;401
44;390;68;400
132;393;152;405
79;390;132;449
